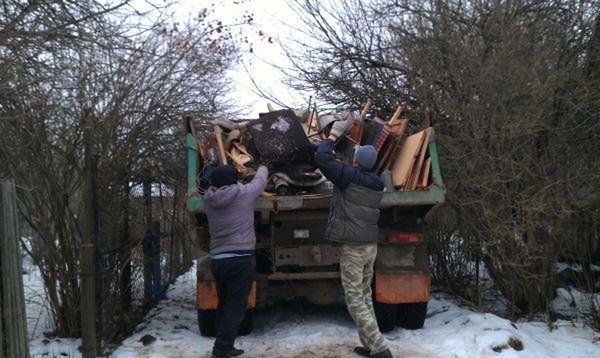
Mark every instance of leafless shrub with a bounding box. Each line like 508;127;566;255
1;0;239;337
287;0;600;317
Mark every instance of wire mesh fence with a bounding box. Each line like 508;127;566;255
92;181;196;352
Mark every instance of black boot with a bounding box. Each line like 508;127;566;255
354;346;371;357
211;348;230;358
371;349;393;358
230;347;245;357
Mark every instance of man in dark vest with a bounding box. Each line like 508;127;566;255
315;114;392;358
204;164;268;358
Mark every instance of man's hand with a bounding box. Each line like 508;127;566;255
258;160;274;172
329;120;351;139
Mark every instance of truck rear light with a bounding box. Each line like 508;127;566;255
388;233;421;244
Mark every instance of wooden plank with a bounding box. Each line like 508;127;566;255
1;180;30;358
387;106;403;126
408;128;431;190
381;136;401;172
80;125;97;358
355;99;372;144
390;117;408;136
417;157;432;189
421;107;433;130
267;103;275;112
375;134;398;173
213;125;227;165
390;130;426;187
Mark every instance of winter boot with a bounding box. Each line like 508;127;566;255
211;348;230;358
230;347;245;357
370;348;393;358
354;346;371;357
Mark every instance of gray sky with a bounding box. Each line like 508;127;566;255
175;0;307;117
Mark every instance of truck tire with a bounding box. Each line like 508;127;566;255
374;301;397;333
396;302;427;330
238;309;254;336
198;309;216;337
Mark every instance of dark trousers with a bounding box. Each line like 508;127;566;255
211;256;254;354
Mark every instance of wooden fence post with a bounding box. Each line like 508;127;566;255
80;122;97;358
0;180;30;358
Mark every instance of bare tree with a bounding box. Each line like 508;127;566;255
0;0;239;337
287;0;600;317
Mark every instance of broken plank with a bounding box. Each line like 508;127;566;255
390;130;426;187
408;128;431;190
213;125;227;165
417;157;432;189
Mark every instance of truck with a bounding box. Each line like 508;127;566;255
185;115;445;336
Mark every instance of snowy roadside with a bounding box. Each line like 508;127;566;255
110;264;600;358
22;257;600;357
22;255;81;358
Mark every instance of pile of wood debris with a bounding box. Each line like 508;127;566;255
188;101;434;195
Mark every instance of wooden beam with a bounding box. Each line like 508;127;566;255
355;99;372;144
1;180;31;358
80;119;97;358
213;125;227;165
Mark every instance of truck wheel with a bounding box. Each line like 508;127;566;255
198;309;216;337
237;308;254;336
396;302;428;330
374;301;397;333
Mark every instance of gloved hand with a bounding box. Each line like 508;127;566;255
335;110;362;122
329;119;352;139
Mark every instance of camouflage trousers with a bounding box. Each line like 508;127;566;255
340;244;387;355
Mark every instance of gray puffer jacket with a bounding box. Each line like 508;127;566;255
203;166;268;255
314;139;384;244
326;183;383;244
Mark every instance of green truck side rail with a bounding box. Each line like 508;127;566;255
186;129;445;213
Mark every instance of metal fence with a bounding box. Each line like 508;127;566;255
92;180;195;352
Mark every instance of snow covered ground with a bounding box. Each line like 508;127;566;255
22;257;600;357
23;255;81;358
109;264;600;358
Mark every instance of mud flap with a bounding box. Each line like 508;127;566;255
374;271;430;304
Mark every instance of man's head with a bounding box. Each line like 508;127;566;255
211;165;238;188
354;145;377;170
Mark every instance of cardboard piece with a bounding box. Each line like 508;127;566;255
390;130;426;187
408;128;431;190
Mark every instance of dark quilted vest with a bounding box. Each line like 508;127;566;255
325;183;383;244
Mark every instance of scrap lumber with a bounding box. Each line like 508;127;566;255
357;99;372;143
390;130;426;187
408;127;431;190
347;100;372;143
224;129;241;149
375;134;399;173
421;107;433;131
388;106;403;126
267;103;275;112
213;125;227;165
417;157;432;189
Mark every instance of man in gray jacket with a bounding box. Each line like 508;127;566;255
203;164;268;358
314;116;392;358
